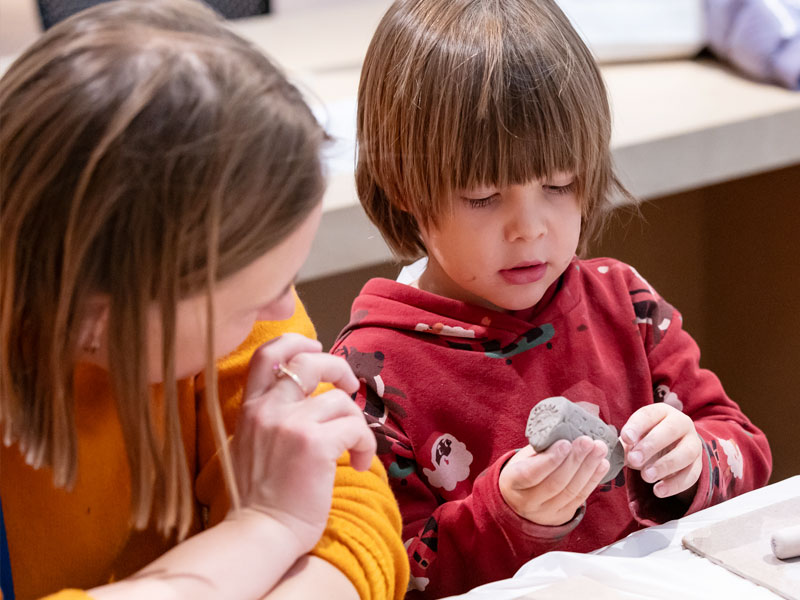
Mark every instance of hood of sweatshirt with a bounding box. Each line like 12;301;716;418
337;258;585;354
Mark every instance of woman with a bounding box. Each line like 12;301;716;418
0;1;408;598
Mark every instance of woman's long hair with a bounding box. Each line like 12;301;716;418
0;0;325;538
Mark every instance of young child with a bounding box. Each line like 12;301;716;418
333;0;772;596
0;1;408;598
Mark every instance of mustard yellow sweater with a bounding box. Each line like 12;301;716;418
1;294;408;599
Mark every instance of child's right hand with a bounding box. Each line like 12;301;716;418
230;333;376;555
499;437;609;526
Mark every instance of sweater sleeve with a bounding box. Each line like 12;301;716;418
311;453;409;599
194;291;408;599
341;375;583;599
624;275;772;525
41;592;93;600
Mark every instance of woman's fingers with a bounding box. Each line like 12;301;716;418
297;391;376;470
245;334;322;400
245;335;359;406
228;336;377;552
319;413;377;472
251;389;363;435
282;353;360;396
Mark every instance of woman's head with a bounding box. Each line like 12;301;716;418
0;0;325;536
357;0;631;259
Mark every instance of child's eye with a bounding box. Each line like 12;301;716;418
463;194;497;208
544;181;576;195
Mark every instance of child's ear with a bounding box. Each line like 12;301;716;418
391;195;413;214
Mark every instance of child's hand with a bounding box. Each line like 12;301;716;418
230;333;376;555
499;437;609;526
621;403;702;500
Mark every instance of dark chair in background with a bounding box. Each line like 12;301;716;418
37;0;269;29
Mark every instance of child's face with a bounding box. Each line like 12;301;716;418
417;175;581;311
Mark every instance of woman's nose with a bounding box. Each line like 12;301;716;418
256;289;297;322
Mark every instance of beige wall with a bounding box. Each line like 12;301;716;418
298;165;800;483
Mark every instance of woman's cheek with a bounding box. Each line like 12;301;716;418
256;292;296;322
213;315;258;360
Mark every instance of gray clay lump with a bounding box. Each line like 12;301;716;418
525;396;625;484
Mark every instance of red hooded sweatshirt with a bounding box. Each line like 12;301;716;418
332;257;772;599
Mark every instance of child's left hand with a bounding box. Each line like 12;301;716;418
621;403;702;500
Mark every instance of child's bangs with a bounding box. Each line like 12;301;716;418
356;0;620;256
450;73;584;196
412;2;611;214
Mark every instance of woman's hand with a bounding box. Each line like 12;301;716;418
499;437;609;526
90;334;371;600
621;403;702;500
230;333;376;555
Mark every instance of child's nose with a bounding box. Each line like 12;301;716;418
504;193;547;242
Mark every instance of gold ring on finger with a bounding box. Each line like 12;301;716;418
273;362;308;396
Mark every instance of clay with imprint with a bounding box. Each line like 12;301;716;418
525;396;625;484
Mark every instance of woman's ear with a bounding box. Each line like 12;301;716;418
76;294;109;357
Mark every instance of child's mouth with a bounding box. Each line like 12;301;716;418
499;262;547;285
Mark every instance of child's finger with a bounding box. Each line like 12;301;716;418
545;441;608;506
568;457;610;505
652;459;703;498
625;410;689;470
620;403;670;446
640;434;701;484
505;440;571;490
532;437;597;499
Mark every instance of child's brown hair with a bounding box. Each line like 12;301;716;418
357;0;633;259
0;0;325;537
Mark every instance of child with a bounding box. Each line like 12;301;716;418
333;0;772;597
0;1;408;598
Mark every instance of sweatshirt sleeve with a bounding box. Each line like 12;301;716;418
194;291;408;599
339;370;584;599
624;274;773;526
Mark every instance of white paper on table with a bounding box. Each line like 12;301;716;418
441;550;779;600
